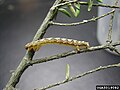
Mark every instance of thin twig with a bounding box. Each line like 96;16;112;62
49;10;115;26
107;0;119;43
53;1;120;9
30;41;120;65
34;63;120;90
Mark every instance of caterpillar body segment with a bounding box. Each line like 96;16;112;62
25;37;90;51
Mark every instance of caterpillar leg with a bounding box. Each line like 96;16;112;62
76;46;81;51
75;45;89;51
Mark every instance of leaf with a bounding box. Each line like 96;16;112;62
75;8;80;17
96;0;103;3
74;3;80;17
68;4;76;16
74;3;80;10
66;64;70;80
88;0;94;11
58;8;72;17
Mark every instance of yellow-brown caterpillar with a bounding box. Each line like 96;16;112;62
25;37;90;51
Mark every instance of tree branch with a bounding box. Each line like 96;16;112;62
3;0;63;90
106;0;119;43
53;1;120;9
34;62;120;90
4;0;120;90
30;41;120;65
49;10;115;26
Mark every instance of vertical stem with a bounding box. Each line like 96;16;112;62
4;0;63;90
107;0;119;43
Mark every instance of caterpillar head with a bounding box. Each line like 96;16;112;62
25;40;41;51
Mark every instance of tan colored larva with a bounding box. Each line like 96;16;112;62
25;37;90;51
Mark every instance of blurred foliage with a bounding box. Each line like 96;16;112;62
58;0;102;17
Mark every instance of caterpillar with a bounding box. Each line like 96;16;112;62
25;37;90;51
